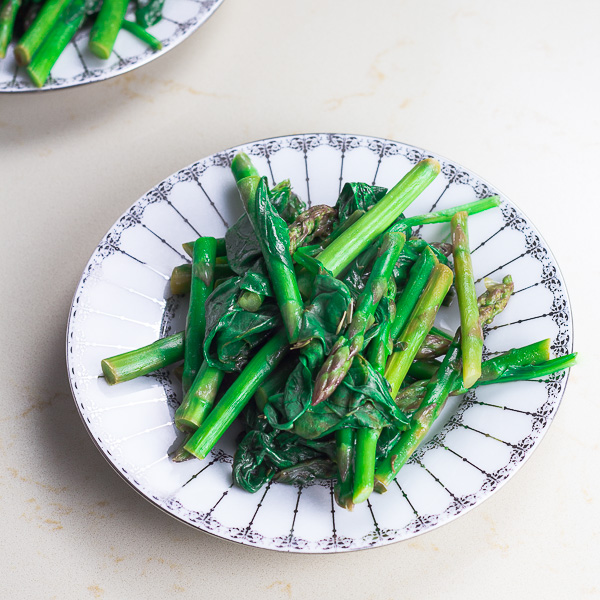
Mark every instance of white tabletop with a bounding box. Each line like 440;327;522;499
1;1;598;598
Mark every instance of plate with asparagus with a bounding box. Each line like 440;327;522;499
67;134;575;552
0;0;223;90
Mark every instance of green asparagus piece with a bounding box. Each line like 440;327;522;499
26;0;85;88
0;0;21;58
182;237;217;394
88;0;129;59
175;361;224;432
415;332;452;359
288;205;338;255
169;261;233;295
312;232;406;405
396;338;556;408
389;246;438;341
452;211;482;388
101;332;184;385
400;196;501;228
375;335;461;492
353;427;381;504
14;0;70;65
184;330;289;460
121;19;162;51
385;263;454;398
183;238;226;258
334;428;355;511
407;359;441;381
477;275;514;326
170;434;194;462
317;159;441;276
365;276;397;374
245;177;305;344
429;325;453;341
231;152;260;181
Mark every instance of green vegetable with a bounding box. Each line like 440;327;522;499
389;246;438;341
375;334;461;492
101;332;184;385
385;263;454;398
13;0;70;65
175;361;224;432
313;231;406;405
181;237;216;393
334;428;355;510
0;0;22;58
185;330;290;460
89;0;129;59
26;0;86;88
400;196;501;228
353;427;380;504
318;159;441;276
121;19;162;51
245;177;305;344
135;0;164;27
452;211;483;388
169;261;234;295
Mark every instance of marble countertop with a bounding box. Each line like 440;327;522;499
1;0;597;598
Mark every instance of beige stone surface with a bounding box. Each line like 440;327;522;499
1;0;598;598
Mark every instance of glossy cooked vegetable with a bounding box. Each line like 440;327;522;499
2;0;165;87
100;152;577;510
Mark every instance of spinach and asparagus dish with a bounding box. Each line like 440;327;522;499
101;153;576;510
0;0;163;87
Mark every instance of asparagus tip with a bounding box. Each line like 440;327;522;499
231;152;259;182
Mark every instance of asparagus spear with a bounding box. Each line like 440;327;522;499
415;332;452;359
88;0;129;59
400;196;501;228
334;428;355;511
365;276;397;374
317;158;441;276
385;263;454;398
452;211;483;388
183;238;226;258
26;0;86;88
13;0;70;65
396;338;553;408
0;0;21;58
101;332;184;385
169;261;233;295
245;177;305;344
375;334;461;492
312;231;406;405
121;19;162;51
175;361;224;432
184;330;289;460
353;427;381;504
389;246;438;341
477;275;514;325
181;237;217;394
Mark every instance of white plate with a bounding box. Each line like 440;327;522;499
66;134;573;552
0;0;223;92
